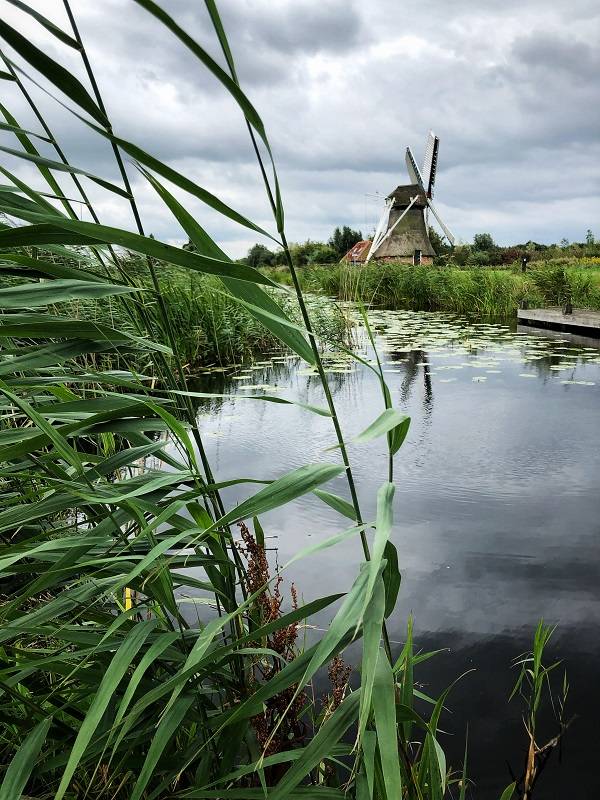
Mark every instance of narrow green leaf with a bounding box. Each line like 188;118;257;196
141;167;314;363
0;220;276;286
0;251;103;280
0;20;106;124
313;488;357;521
388;414;411;456
360;729;376;800
0;278;136;307
268;691;360;800
382;540;401;618
217;462;344;527
459;728;468;800
373;649;402;800
117;136;275;239
0;717;51;800
331;408;410;451
0;101;76;217
0;166;66;216
130;694;194;800
358;576;385;743
55;621;156;800
283;522;371;569
0;381;84;473
174;390;330;417
0;120;52;141
360;483;395;626
499;782;516;800
5;0;80;48
0;144;130;198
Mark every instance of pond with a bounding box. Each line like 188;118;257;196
188;310;600;798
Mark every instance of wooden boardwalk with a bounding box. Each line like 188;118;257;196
517;307;600;338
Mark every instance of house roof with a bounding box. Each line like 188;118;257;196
342;240;372;262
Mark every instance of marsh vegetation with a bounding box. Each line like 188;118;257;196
0;3;593;799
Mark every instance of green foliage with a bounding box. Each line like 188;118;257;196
467;249;491;267
244;242;277;268
428;226;451;258
509;620;570;795
0;3;448;798
301;260;600;315
473;232;496;251
328;225;363;258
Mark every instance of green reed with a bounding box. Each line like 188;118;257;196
300;262;600;316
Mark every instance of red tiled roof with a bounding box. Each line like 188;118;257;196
342;240;372;262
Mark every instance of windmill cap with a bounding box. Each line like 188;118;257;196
386;184;428;207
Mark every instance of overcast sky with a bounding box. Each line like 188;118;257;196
2;0;600;257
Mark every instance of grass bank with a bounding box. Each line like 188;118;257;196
291;260;600;316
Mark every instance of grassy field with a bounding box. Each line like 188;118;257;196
281;259;600;316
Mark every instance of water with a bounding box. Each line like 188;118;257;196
189;311;600;798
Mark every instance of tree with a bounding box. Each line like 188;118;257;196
560;237;570;248
473;232;495;251
306;244;338;264
428;226;452;257
244;243;275;268
586;229;595;246
328;226;362;258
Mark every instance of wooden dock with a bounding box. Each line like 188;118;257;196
517;307;600;339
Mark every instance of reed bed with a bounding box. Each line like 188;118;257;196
301;262;600;316
42;263;349;370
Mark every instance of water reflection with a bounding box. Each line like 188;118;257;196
184;311;600;796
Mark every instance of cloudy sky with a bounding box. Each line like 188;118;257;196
2;0;600;257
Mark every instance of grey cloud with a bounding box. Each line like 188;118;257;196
512;32;600;80
0;0;598;256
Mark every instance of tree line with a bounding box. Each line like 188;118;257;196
185;226;600;268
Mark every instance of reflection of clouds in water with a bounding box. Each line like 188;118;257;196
180;309;600;639
175;310;600;792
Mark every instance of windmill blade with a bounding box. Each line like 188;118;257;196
366;199;392;262
422;131;436;188
369;194;419;259
426;197;455;245
405;146;425;189
424;134;440;198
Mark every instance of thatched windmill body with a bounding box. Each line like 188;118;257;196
366;132;455;264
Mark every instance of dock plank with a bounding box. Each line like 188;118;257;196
517;307;600;338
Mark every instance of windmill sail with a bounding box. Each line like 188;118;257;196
367;199;392;261
361;131;456;264
422;131;439;198
405;147;424;188
425;197;455;245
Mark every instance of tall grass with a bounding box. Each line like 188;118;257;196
0;4;559;799
41;257;349;370
300;262;600;316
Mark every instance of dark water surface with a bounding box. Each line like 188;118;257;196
188;310;600;798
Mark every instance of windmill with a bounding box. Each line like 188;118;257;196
365;131;455;264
